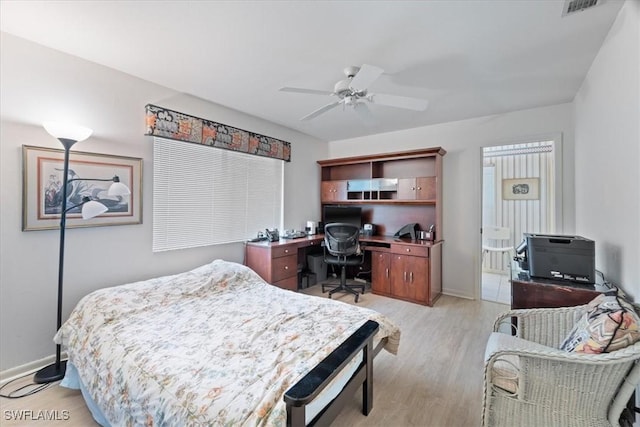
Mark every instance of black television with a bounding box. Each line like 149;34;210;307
323;205;362;229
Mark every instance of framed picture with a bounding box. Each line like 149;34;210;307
502;178;539;200
22;145;142;231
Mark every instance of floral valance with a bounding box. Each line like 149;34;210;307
144;104;291;162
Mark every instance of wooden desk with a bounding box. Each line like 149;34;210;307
245;234;443;306
245;235;324;291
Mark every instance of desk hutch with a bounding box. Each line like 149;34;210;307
246;147;446;306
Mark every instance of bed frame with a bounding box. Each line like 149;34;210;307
284;320;381;426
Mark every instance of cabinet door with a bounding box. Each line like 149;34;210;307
390;255;413;299
371;251;391;295
321;180;347;202
407;255;429;303
398;177;437;200
390;254;429;303
397;178;416;200
415;177;436;201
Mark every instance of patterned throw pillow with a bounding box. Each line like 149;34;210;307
560;292;640;354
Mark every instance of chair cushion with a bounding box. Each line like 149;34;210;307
485;332;569;395
485;333;520;394
560;292;640;354
324;254;363;266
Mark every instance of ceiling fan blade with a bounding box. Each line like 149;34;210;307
354;102;375;125
349;64;384;92
279;86;334;96
370;93;429;111
300;100;341;121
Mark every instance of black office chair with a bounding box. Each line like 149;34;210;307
321;223;365;302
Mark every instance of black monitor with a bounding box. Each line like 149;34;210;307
323;205;362;229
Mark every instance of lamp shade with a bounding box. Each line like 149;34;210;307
108;182;131;197
43;122;93;142
81;200;108;219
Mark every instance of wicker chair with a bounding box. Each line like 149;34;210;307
482;305;640;427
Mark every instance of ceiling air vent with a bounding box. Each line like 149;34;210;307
562;0;603;16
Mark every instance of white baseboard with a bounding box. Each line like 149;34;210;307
442;290;475;300
0;352;68;384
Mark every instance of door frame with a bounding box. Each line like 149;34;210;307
477;132;564;300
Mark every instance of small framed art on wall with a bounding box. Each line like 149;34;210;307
502;178;539;200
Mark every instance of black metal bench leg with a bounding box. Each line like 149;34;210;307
362;339;373;415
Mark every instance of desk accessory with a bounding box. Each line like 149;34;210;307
394;223;419;240
306;220;317;235
265;228;279;242
283;230;308;239
363;223;376;236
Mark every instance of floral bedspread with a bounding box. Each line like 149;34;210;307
55;259;400;426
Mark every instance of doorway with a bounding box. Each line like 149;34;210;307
480;137;562;304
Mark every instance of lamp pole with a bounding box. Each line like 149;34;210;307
35;122;128;384
34;138;76;383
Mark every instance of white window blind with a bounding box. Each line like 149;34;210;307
153;137;283;252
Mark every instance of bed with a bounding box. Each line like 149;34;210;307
55;259;401;426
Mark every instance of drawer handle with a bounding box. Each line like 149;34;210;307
410;272;414;282
284;249;289;253
284;266;288;270
403;271;407;281
406;248;411;252
386;268;389;278
417;186;422;190
411;187;416;190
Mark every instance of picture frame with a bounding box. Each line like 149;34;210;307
502;177;539;200
22;145;142;231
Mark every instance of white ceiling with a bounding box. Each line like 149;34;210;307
0;0;624;142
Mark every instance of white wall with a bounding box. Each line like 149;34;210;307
574;0;639;299
0;33;327;372
328;104;576;299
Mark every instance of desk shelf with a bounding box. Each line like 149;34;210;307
318;147;445;243
316;148;445;306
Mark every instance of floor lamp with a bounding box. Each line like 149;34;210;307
34;122;131;384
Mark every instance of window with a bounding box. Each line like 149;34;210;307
153;137;283;252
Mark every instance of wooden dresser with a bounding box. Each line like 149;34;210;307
511;268;609;309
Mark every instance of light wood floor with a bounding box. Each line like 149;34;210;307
0;284;507;426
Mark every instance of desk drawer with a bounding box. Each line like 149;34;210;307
272;245;296;258
271;254;297;282
273;275;298;291
390;244;429;258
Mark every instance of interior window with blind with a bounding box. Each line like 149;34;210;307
153;137;283;252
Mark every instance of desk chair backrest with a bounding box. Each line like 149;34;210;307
324;223;360;256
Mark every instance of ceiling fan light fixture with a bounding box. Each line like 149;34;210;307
334;79;351;95
343;66;360;78
281;63;429;121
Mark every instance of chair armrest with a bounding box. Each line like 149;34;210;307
493;305;587;348
485;334;640;426
486;332;574;362
486;334;640;398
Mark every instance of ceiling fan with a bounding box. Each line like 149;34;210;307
279;64;429;121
